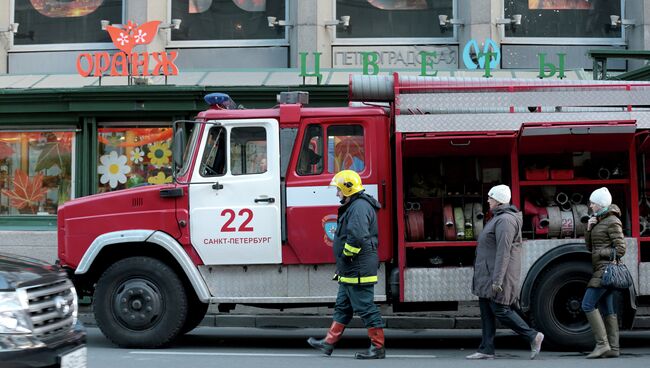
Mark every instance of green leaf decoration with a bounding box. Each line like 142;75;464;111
35;142;71;172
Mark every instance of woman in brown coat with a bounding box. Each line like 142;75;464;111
582;187;626;358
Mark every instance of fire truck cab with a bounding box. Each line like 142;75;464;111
58;74;648;349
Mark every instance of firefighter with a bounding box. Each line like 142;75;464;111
307;169;385;359
467;184;544;360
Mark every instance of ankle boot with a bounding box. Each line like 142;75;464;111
585;310;611;359
355;327;385;359
602;314;620;358
307;321;345;356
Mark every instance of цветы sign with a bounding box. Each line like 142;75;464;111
76;21;179;77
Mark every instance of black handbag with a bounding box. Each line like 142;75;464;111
601;246;633;289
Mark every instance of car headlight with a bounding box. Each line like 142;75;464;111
0;291;32;334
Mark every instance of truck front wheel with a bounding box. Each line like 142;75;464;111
93;256;188;348
530;261;593;350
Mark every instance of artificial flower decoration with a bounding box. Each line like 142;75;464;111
0;141;14;160
147;172;173;185
0;169;48;212
130;147;144;164
147;142;172;167
98;151;131;189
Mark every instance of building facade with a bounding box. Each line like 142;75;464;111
0;0;648;261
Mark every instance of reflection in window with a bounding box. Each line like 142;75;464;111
0;131;74;215
327;125;365;173
297;125;323;176
231;127;267;175
172;0;286;41
14;0;122;45
200;127;227;177
336;0;452;38
529;0;593;10
505;0;621;38
97;127;173;192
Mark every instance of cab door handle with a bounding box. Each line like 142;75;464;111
254;197;275;203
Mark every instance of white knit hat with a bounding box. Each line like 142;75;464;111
589;187;612;207
488;184;511;204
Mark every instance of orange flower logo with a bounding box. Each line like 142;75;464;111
106;20;161;54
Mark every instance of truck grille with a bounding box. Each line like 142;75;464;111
23;279;77;339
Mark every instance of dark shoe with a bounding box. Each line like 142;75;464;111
307;337;334;356
355;327;385;359
307;321;346;356
355;344;386;359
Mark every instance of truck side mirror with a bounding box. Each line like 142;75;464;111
172;126;186;170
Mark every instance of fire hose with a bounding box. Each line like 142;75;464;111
405;202;424;241
473;202;484;239
454;206;465;240
464;203;474;240
443;204;456;241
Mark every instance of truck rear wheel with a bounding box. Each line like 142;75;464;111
530;261;593;350
93;256;188;348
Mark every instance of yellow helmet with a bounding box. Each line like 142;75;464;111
330;170;364;197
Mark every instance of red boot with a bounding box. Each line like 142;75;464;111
355;327;385;359
307;321;345;356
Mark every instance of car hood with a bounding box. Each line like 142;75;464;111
0;253;63;290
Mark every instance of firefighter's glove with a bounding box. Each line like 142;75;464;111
491;283;503;294
343;243;361;257
332;273;339;281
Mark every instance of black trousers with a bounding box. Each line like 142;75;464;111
333;283;384;328
478;298;538;354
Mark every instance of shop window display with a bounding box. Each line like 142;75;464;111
336;0;453;39
14;0;122;46
0;131;74;215
97;127;173;192
504;0;622;38
171;0;286;41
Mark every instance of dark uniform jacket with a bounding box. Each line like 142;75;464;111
585;204;626;288
472;204;523;306
333;191;381;284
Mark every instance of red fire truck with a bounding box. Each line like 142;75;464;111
57;74;648;349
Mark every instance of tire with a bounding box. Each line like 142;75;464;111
530;261;593;351
180;294;209;334
93;257;188;348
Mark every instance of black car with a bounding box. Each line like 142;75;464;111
0;252;86;368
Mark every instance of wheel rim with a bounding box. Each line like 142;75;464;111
549;277;589;333
112;278;164;330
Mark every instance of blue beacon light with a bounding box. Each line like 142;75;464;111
204;93;238;109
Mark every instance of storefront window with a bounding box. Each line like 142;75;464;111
171;0;286;41
0;131;74;215
336;0;453;39
327;125;365;173
14;0;123;46
97;127;173;192
504;0;622;38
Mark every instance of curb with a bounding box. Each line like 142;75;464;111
78;312;482;329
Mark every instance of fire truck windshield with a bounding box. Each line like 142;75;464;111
174;122;201;179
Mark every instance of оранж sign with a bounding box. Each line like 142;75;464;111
76;20;179;78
